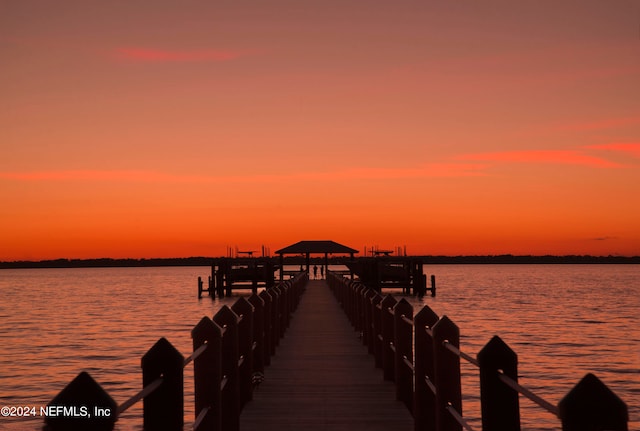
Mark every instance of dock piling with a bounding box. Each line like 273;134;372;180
141;338;184;431
191;317;223;431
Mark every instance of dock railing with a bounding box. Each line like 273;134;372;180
43;272;308;431
327;271;628;431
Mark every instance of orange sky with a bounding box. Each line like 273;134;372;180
2;1;640;260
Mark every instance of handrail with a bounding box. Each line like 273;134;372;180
443;340;560;417
446;404;477;431
443;340;479;367
424;375;437;395
402;355;413;371
118;339;211;417
325;270;628;431
220;375;229;391
46;271;310;431
497;370;560;416
184;342;208;367
116;376;163;416
192;406;210;430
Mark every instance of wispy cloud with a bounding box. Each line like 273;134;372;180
456;149;620;168
0;164;487;185
586;142;640;159
326;163;488;180
0;170;188;182
114;47;245;63
6;148;623;185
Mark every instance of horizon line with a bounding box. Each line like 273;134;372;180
1;254;639;265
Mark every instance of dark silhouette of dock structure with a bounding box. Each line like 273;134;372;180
45;269;628;431
199;240;435;298
240;279;413;430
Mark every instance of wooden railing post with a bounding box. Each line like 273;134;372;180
360;284;370;336
339;277;347;312
191;316;223;431
381;294;398;381
278;282;287;332
141;337;184;431
292;276;300;310
343;277;350;311
44;371;117;431
350;281;358;325
291;275;299;312
363;289;376;350
232;297;255;409
432;316;461;431
280;281;290;331
344;280;353;323
259;290;273;362
351;282;360;330
356;283;367;333
394;298;414;411
477;335;520;431
248;293;265;373
413;305;439;431
278;283;287;339
372;294;384;368
269;286;281;348
338;275;346;308
558;373;628;431
213;306;240;431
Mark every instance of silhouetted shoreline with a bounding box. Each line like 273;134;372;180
1;255;639;269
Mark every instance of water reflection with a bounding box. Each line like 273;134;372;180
0;264;637;430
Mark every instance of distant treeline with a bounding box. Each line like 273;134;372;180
420;255;640;264
0;257;214;269
0;254;638;269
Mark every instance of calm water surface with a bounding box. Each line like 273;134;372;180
408;264;639;430
0;265;638;430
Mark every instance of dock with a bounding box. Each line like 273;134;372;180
45;269;629;431
240;279;413;431
199;240;434;298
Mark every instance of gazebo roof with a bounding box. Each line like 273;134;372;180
275;240;359;255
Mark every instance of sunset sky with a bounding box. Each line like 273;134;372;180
2;1;640;260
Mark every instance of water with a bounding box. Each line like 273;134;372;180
0;265;638;430
406;265;640;430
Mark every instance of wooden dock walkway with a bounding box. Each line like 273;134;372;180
240;279;414;431
44;271;629;431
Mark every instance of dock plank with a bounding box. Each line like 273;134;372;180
240;280;413;431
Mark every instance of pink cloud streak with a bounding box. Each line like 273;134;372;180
457;150;620;168
115;47;244;62
0;170;184;182
587;143;640;159
0;164;487;184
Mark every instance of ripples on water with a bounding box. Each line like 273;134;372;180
409;265;640;430
0;265;638;430
0;267;236;430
